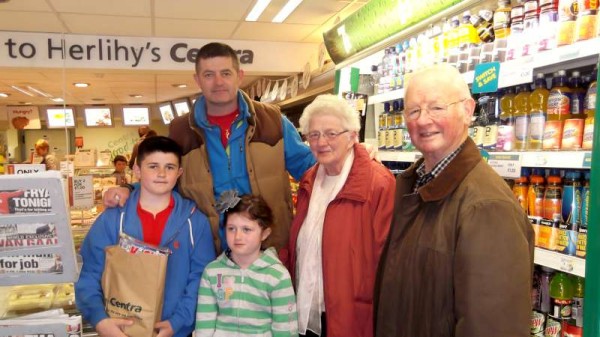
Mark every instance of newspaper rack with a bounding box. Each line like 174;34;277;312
0;171;79;337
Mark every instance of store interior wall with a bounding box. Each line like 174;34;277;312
1;100;171;165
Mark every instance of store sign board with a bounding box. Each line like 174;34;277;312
6;164;46;175
472;62;500;94
0;31;317;73
323;0;462;64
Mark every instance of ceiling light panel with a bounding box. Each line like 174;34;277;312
246;0;272;21
273;0;303;23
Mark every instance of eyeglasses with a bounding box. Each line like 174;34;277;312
404;98;467;121
306;130;349;142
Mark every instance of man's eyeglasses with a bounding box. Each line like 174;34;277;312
306;130;349;142
404;98;467;121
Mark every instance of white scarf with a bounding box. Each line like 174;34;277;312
296;149;354;335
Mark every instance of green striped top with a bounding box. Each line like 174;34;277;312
196;247;298;337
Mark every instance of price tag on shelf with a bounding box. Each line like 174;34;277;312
487;154;521;178
559;257;574;272
583;152;592;168
498;64;533;88
558;47;581;62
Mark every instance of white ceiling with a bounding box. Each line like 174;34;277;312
0;0;367;106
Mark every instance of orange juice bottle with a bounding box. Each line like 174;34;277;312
547;70;573;121
514;84;532;150
528;168;546;217
543;169;562;220
557;0;577;46
574;0;599;41
529;73;549;150
513;168;530;211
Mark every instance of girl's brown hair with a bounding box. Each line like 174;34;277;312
224;194;273;230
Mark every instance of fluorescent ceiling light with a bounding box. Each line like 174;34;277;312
10;85;34;97
272;0;303;23
246;0;271;21
0;93;9;98
52;98;64;102
74;82;89;88
26;85;53;98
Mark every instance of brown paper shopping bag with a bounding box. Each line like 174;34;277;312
102;245;168;337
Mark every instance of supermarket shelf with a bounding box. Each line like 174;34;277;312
381;149;591;170
379;150;421;163
367;37;600;105
516;151;592;169
369;88;404;105
534;247;585;278
499;38;600;89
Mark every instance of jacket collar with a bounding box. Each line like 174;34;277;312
193;90;252;128
401;137;482;202
299;143;373;203
120;188;195;246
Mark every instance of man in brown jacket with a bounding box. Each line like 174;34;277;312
105;42;316;258
374;64;534;337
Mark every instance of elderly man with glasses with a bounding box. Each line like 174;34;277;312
374;63;534;337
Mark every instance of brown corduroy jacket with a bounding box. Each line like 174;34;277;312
374;138;534;337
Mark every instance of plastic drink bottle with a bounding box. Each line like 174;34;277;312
529;73;549;150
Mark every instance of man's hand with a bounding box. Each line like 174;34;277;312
155;320;174;337
96;318;133;337
103;187;131;208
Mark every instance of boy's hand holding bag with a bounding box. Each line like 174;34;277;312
102;233;169;337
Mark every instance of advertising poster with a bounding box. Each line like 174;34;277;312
7;106;42;130
0;223;59;250
0;188;52;214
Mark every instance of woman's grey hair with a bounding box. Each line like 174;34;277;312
299;94;361;136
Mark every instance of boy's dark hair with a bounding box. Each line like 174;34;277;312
113;155;128;166
225;195;273;230
195;42;240;74
136;136;183;166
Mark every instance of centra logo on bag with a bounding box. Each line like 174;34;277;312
109;297;143;313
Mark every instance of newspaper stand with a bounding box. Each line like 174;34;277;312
0;171;79;337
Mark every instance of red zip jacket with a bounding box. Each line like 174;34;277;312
287;143;395;337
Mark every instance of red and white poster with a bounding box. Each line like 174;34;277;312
7;106;42;130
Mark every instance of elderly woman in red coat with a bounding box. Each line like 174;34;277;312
287;94;395;337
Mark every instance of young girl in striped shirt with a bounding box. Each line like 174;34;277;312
196;193;298;337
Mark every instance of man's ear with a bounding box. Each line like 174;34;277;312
462;98;476;126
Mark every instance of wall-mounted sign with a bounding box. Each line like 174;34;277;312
0;32;318;73
323;0;462;64
7;106;42;130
